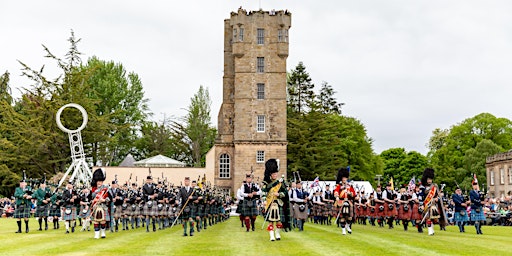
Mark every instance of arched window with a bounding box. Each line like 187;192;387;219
219;153;230;178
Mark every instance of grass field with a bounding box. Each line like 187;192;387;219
0;217;509;256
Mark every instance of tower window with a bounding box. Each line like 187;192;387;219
257;115;265;132
490;170;495;186
257;28;264;45
219;153;230;178
233;28;237;42
278;29;288;42
257;83;265;99
239;28;244;42
256;150;265;163
257;57;265;73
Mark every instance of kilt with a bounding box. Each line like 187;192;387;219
113;205;123;218
241;199;259;216
130;204;140;216
361;205;369;217
325;203;335;216
265;202;286;223
205;204;211;216
156;203;167;216
385;203;398;217
397;204;411;220
196;204;205;218
339;201;354;220
470;207;485;221
121;204;131;216
142;201;158;216
62;207;77;221
91;204;110;222
168;206;178;218
368;206;377;218
454;210;469;222
180;205;196;219
292;203;308;219
376;203;386;217
79;205;91;219
210;204;219;215
312;204;324;216
35;204;49;217
49;204;61;217
13;205;31;219
410;203;422;221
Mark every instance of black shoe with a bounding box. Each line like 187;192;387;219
66;230;69;234
183;233;188;236
15;230;22;233
276;238;281;241
38;228;42;231
190;233;194;236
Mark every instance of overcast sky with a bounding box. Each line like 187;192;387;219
2;1;512;155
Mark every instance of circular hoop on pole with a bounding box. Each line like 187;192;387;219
56;103;88;133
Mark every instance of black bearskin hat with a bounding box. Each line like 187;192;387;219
336;166;350;184
264;159;279;184
421;168;434;185
91;168;106;187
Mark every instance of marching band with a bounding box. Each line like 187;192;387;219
11;163;494;242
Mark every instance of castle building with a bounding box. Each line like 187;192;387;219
486;150;512;198
212;8;291;194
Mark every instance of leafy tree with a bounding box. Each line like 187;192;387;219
428;113;512;192
0;71;13;104
170;86;216;167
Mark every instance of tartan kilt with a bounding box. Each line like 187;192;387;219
376;203;386;217
312;204;324;216
143;201;158;216
205;204;211;216
361;205;369;217
35;204;49;217
265;203;286;223
130;204;140;216
62;207;77;221
454;210;469;222
339;202;354;219
471;208;485;221
397;204;411;220
385;203;398;217
13;205;31;219
49;204;61;217
196;204;205;217
79;205;91;218
368;206;377;218
410;203;422;220
292;203;309;219
168;206;178;218
325;203;335;216
113;205;123;219
121;204;131;216
241;199;259;216
91;204;110;222
179;205;195;220
156;203;167;216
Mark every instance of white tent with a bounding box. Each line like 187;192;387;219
133;154;186;168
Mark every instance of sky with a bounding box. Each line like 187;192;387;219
2;0;512;155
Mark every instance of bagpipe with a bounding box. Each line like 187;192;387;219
90;186;109;210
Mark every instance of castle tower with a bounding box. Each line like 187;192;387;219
213;8;291;194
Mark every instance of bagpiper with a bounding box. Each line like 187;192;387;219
91;168;111;239
14;173;33;233
420;168;441;236
262;159;290;241
382;182;397;229
142;175;158;232
333;166;356;235
397;184;412;231
290;181;309;231
470;175;485;235
240;173;262;232
78;187;92;231
62;180;79;233
452;185;469;232
34;176;51;231
177;177;198;236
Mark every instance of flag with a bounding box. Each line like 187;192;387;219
407;177;416;193
310;176;319;188
389;177;394;190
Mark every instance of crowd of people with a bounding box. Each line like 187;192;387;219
8;169;232;239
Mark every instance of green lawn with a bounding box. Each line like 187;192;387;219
0;217;508;256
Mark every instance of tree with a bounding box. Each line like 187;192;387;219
318;81;343;115
170;86;217;167
428;113;512;192
287;62;316;114
0;71;13;105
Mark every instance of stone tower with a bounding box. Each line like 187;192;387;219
213;8;291;194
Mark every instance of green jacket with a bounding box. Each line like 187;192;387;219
14;186;32;206
35;187;52;205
